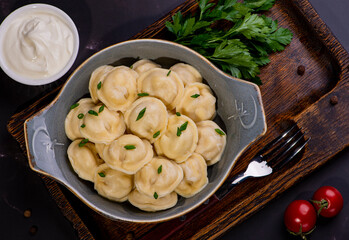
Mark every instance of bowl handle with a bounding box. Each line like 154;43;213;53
221;79;267;153
25;114;66;182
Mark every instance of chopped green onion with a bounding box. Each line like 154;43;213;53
97;81;102;90
175;112;181;116
130;65;133;69
79;139;89;147
153;131;160;138
154;192;158;199
77;113;84;119
167;70;171;76
124;145;136;150
191;94;200;98
80;124;86;128
70;103;79;110
179;121;188;131
98;172;105;177
215;128;226;136
177;121;188;137
177;127;181;137
157;165;162;174
138;93;149;97
98;105;105;113
88;110;98;116
136;107;146;121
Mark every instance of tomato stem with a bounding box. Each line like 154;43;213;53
311;199;328;216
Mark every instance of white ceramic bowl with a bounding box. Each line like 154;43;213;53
0;4;79;85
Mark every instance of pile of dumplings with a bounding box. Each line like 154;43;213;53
65;59;226;212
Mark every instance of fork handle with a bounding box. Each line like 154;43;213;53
214;172;251;200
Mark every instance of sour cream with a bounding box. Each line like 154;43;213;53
2;10;74;79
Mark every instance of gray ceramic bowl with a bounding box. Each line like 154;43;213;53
24;39;266;222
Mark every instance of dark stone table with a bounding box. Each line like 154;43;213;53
0;0;348;239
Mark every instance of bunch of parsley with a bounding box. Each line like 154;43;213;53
165;0;293;84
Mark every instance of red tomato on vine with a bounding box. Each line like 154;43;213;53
311;186;343;218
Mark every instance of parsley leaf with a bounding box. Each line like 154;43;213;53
165;0;292;85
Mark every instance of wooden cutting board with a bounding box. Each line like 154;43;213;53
7;0;349;239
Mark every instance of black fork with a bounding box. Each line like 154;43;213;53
215;125;310;200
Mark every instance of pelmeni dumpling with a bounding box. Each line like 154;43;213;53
128;189;178;212
95;143;108;159
137;68;184;110
175;153;208;198
154;114;198;163
94;163;133;202
65;98;96;141
89;65;114;103
132;59;160;74
170;63;202;87
124;97;168;143
67;140;103;182
96;66;138;112
80;105;126;144
195;120;226;166
135;157;183;198
102;134;153;174
176;83;216;122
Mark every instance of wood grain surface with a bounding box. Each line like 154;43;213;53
7;0;349;239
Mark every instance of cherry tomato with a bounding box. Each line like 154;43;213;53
284;200;317;234
312;186;343;218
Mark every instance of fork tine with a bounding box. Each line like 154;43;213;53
257;125;296;156
268;132;306;168
273;138;310;170
262;128;302;160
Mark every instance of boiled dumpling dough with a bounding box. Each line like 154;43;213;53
195;120;226;166
67;140;103;182
132;59;160;74
135;157;183;198
154;114;198;163
89;65;114;103
128;189;178;212
65;98;96;141
103;134;153;174
137;68;184;110
96;66;138;112
175;153;208;198
95;143;108;159
94;163;133;202
170;63;202;87
176;83;216;122
124;97;168;143
80;105;126;144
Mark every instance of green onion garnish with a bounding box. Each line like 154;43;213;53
215;128;226;136
157;165;162;174
154;192;158;199
97;81;102;90
98;105;105;113
138;93;149;97
79;139;89;147
153;131;161;138
88;110;98;116
191;94;200;98
70;103;79;110
136;107;146;121
177;121;188;137
124;145;136;150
